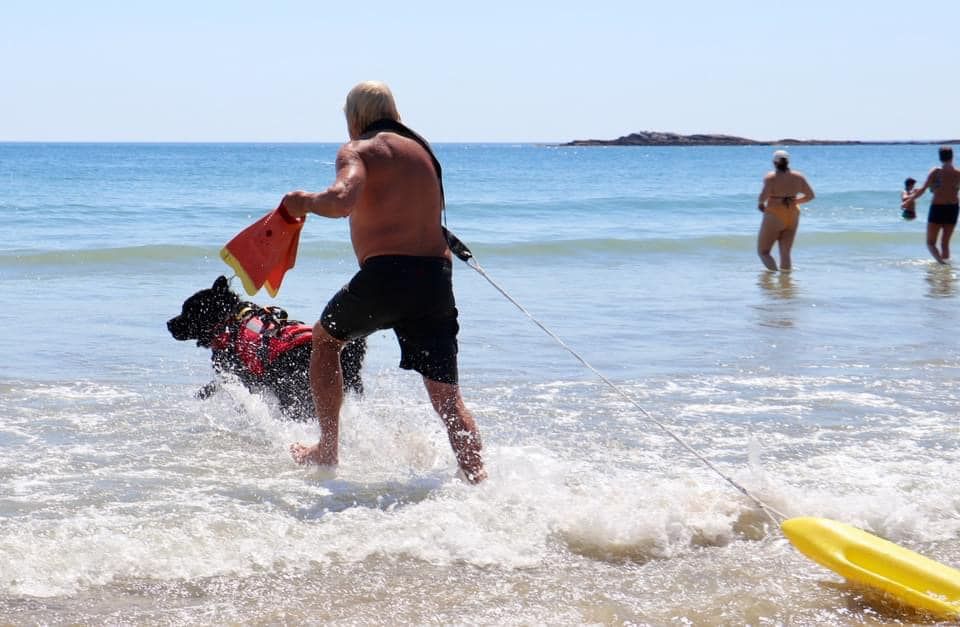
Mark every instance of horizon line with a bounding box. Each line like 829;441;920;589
1;138;957;145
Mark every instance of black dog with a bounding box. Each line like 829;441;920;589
167;276;365;421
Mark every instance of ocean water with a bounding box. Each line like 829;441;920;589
2;142;959;625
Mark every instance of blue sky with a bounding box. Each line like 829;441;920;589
2;1;958;142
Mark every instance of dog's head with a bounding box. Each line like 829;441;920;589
167;276;242;347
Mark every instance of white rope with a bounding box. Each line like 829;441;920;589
463;255;788;527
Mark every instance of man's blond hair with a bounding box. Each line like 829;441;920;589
345;81;400;138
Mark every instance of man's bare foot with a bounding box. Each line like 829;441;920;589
290;442;336;466
457;464;487;484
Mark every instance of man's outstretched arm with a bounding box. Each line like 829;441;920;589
282;146;366;219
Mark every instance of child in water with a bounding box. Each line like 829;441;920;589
901;178;917;220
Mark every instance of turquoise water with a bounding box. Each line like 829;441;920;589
2;142;959;624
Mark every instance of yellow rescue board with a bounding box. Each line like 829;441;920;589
782;516;960;619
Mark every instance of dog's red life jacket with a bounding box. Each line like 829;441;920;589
209;305;312;377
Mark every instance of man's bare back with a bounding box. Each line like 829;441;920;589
923;166;960;205
344;132;450;264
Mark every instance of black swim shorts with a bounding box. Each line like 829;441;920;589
928;203;960;225
321;255;460;384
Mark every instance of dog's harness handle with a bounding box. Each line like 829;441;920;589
215;303;311;378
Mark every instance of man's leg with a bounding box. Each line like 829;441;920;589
422;377;486;483
757;216;780;271
340;337;367;395
941;224;956;260
927;223;946;264
290;322;347;465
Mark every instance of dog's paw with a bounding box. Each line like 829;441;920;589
195;381;219;399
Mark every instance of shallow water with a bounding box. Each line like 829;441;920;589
2;142;959;624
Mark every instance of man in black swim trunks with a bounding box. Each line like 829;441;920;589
905;146;960;264
279;81;486;483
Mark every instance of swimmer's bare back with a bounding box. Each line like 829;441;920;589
346;132;451;264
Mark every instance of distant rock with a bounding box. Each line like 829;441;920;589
565;131;761;146
562;131;960;147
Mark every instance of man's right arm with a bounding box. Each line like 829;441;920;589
909;168;936;200
282;146;366;219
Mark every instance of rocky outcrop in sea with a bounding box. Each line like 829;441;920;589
563;131;958;147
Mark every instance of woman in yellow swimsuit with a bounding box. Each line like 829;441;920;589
757;150;816;271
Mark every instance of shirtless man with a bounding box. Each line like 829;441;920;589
280;81;486;483
756;150;816;271
905;146;960;264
